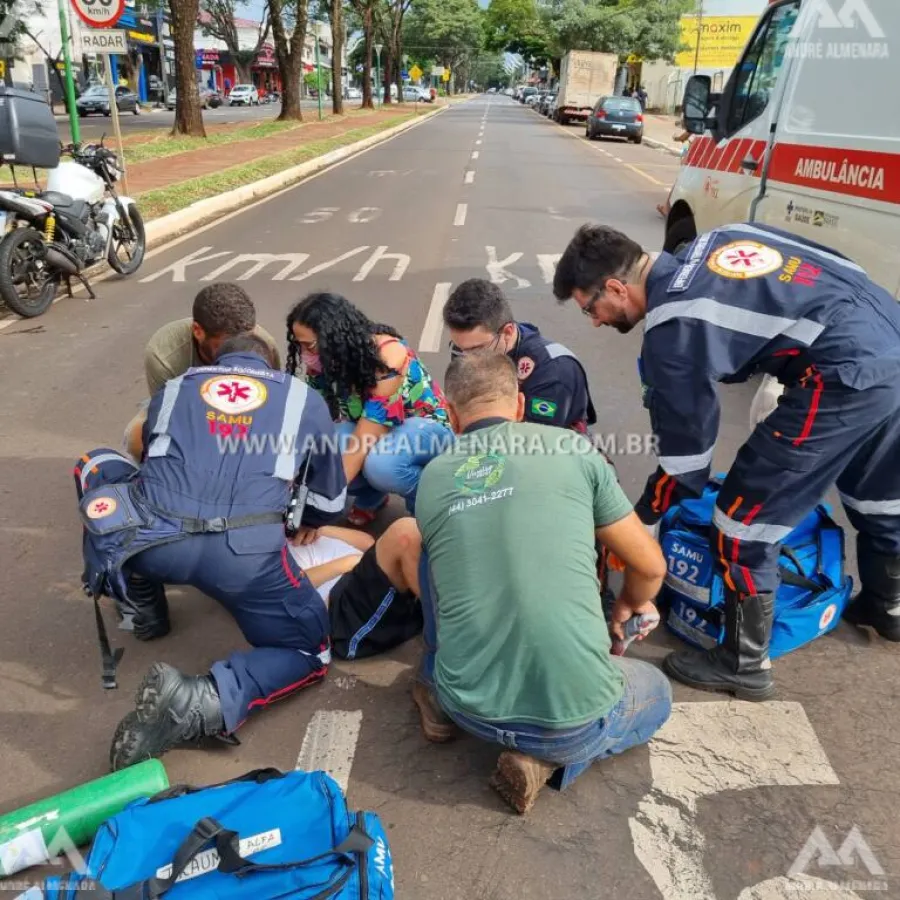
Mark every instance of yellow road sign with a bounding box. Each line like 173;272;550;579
409;63;422;81
442;69;450;82
0;60;5;80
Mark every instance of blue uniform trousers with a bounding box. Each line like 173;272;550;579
715;376;900;597
76;449;329;734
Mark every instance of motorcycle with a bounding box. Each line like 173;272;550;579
0;140;145;318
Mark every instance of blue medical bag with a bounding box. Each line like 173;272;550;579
38;768;394;899
659;481;854;658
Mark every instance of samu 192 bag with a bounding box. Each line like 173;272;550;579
37;768;394;899
659;480;854;658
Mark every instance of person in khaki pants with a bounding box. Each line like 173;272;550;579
123;283;281;460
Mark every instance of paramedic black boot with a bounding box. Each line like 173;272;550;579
843;550;900;642
663;592;776;702
117;573;170;641
109;663;229;771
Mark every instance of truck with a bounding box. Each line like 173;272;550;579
664;0;900;297
554;50;618;126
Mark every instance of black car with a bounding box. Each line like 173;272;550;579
76;84;140;117
585;95;643;144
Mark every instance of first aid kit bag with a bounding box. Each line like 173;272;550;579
36;767;394;899
659;481;854;658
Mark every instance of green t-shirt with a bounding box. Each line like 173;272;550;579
415;420;633;728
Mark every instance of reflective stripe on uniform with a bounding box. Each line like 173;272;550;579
273;376;309;482
307;487;348;513
659;446;715;476
722;224;866;274
646;297;825;346
147;376;185;458
713;507;793;544
79;452;138;492
545;342;575;361
839;492;900;516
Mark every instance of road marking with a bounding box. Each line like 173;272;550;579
624;163;668;186
537;253;561;284
454;203;467;227
464;170;475;184
613;156;623;162
295;710;363;793
476;139;482;145
140;246;231;282
352;246;410;282
202;252;310;282
486;246;530;289
418;282;451;352
472;151;479;159
292;246;370;282
630;701;845;900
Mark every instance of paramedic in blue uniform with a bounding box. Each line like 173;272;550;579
74;333;348;769
443;278;597;433
553;222;900;701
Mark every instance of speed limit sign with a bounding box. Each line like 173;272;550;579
70;0;126;28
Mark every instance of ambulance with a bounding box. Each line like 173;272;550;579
664;0;900;296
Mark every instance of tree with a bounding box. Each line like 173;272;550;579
199;0;270;85
268;0;310;120
403;0;482;93
328;0;344;114
170;0;206;136
380;0;413;105
0;0;28;85
349;0;378;109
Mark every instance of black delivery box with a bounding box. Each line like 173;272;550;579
0;86;61;169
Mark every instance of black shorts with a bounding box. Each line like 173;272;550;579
329;545;423;660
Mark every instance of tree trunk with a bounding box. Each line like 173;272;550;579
270;0;307;121
236;62;251;84
381;51;392;104
393;42;402;103
170;0;206;137
361;17;373;109
330;0;343;114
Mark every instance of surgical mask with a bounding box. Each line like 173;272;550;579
301;347;322;376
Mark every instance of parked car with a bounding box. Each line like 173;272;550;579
539;93;556;116
346;86;362;100
76;84;140;117
166;86;221;110
519;86;537;104
585;95;644;144
228;84;260;106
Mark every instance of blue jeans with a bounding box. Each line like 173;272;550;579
335;418;452;513
417;552;673;790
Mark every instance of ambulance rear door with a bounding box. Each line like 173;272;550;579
674;1;802;234
752;0;900;295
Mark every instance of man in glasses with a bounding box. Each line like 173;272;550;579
553;221;900;702
443;278;596;434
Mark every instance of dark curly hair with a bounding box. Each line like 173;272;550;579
286;292;403;418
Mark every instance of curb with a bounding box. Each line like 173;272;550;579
143;106;446;249
643;136;683;157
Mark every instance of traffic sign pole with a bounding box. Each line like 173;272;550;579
58;0;81;145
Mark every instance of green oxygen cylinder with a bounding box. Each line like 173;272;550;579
0;759;169;877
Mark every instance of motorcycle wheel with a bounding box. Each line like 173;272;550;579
0;227;60;318
107;205;146;276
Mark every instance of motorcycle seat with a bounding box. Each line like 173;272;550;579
41;192;89;222
40;191;75;208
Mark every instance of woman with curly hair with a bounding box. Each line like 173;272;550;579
286;292;452;526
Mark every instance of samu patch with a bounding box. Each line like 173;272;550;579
531;398;557;419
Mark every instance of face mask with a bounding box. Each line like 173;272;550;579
300;347;322;376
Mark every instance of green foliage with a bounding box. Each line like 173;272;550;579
484;0;549;62
304;67;332;93
0;0;28;61
403;0;483;69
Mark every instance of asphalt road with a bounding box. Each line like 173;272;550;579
56;98;395;139
2;97;898;899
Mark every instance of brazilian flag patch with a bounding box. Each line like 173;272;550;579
531;397;557;418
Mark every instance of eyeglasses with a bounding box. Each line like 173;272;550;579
448;327;507;359
292;337;318;351
581;288;605;318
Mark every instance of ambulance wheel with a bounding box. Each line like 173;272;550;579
0;227;60;318
664;216;697;255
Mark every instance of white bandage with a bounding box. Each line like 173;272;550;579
749;375;784;429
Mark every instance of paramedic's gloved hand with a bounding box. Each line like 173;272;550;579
609;593;660;642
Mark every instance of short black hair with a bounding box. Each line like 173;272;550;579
444;279;513;333
216;332;275;367
553;224;644;301
192;283;256;337
444;349;518;412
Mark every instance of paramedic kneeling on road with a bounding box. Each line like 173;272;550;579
554;222;900;702
412;351;671;815
75;333;349;770
443;278;597;433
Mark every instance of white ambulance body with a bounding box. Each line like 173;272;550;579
666;0;900;296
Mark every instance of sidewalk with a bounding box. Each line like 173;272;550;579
642;113;690;157
124;108;408;194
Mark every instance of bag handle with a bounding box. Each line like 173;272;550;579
146;768;286;804
778;546;826;594
144;816;373;899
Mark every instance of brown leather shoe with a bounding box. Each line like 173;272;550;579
412;682;459;743
489;751;556;814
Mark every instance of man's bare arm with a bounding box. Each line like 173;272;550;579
305;554;363;591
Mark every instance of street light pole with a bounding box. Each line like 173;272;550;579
374;42;382;107
56;0;81;145
693;0;704;75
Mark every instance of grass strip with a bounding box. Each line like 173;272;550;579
137;113;417;220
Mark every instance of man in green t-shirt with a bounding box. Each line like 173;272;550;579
414;351;672;814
